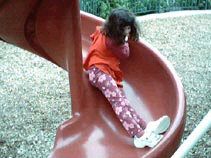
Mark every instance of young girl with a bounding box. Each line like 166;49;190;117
83;8;170;148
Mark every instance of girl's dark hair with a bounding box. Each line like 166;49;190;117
101;8;140;45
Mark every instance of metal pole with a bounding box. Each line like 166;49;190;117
171;110;211;158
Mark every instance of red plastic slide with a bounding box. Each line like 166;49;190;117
0;0;185;158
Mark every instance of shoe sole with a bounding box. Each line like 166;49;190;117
134;134;164;148
154;116;170;134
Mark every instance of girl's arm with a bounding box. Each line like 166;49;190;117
106;36;129;60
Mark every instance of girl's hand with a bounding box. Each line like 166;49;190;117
124;26;131;42
106;36;130;60
125;35;128;42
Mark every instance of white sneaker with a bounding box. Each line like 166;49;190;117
145;115;170;134
134;132;163;148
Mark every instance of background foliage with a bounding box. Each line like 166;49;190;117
80;0;211;18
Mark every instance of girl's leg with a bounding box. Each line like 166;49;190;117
88;66;146;138
119;90;147;129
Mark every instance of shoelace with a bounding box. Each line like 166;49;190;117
144;131;161;144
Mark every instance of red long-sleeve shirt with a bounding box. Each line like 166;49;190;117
83;26;130;87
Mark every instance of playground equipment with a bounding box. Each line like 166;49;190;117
172;110;211;158
0;0;186;158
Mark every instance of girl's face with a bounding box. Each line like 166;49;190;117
124;26;131;36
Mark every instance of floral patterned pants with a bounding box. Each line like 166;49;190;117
88;66;146;138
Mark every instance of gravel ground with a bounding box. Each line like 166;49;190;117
0;14;211;158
